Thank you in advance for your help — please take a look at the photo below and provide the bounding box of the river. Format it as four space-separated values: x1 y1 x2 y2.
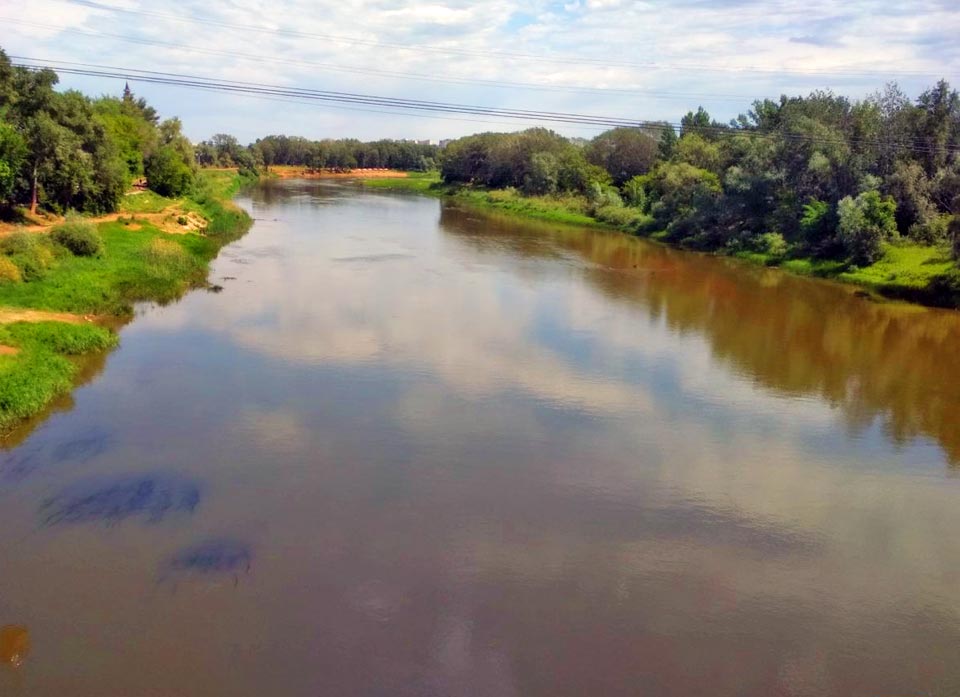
2 179 960 696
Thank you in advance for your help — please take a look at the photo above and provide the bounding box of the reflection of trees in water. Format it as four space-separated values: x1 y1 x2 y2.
40 473 201 526
440 205 960 465
159 539 252 587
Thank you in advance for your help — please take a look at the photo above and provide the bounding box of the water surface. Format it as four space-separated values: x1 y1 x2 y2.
2 179 960 696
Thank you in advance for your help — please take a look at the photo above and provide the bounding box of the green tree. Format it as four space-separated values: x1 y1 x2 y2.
586 127 659 185
523 152 559 195
837 190 897 265
145 145 194 197
0 121 26 202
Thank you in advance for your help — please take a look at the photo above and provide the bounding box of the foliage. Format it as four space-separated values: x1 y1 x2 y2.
837 190 898 265
1 231 57 280
755 232 789 258
622 176 648 210
0 256 21 284
0 321 117 431
585 127 659 185
951 217 960 260
145 144 195 197
51 216 104 257
246 134 436 172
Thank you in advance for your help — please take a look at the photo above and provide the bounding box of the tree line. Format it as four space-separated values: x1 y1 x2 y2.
440 84 960 265
243 134 438 172
0 49 200 215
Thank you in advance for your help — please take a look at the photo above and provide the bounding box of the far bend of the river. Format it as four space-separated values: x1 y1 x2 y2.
3 179 960 697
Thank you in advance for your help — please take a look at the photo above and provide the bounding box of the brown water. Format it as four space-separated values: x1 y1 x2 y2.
2 179 960 696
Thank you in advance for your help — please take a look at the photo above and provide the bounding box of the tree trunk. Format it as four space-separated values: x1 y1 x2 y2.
29 164 38 215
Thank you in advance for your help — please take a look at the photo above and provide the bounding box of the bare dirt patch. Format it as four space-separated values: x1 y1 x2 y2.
0 308 100 325
270 166 409 180
0 345 20 356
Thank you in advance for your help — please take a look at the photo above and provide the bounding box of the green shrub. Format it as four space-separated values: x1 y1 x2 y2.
594 205 650 231
755 232 789 259
909 215 950 244
51 216 104 257
0 231 37 256
837 191 897 265
141 237 195 278
1 232 57 281
0 256 22 284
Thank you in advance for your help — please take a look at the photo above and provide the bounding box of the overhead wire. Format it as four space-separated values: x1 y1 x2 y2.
0 18 765 103
12 58 959 156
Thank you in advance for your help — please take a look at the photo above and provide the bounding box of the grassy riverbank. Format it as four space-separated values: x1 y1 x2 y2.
0 169 253 434
366 172 960 309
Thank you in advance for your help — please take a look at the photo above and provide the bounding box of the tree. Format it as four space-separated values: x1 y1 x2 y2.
523 152 558 195
674 133 722 172
145 145 194 197
837 190 897 265
950 217 960 260
0 121 26 202
586 127 659 185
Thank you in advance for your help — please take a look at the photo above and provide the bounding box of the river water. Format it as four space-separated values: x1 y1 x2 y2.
2 179 960 696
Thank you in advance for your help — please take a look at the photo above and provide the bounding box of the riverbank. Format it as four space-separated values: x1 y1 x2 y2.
364 173 960 309
0 169 253 436
269 165 411 180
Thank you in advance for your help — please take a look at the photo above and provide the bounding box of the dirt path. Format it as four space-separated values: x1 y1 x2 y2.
0 195 205 237
0 308 99 325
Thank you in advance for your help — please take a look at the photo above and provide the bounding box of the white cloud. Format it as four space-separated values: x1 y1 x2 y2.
2 0 957 140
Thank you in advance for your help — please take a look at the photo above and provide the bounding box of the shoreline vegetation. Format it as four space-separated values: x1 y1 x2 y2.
364 171 960 310
0 169 253 437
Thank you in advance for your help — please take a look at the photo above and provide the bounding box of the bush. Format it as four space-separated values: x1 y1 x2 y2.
0 231 37 256
755 232 789 258
51 217 104 257
837 191 897 266
587 182 623 211
142 237 194 278
593 205 651 231
908 215 949 244
0 256 22 284
145 145 195 197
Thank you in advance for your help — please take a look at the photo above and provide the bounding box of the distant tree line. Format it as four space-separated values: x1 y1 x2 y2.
440 83 960 265
237 134 439 172
0 49 198 214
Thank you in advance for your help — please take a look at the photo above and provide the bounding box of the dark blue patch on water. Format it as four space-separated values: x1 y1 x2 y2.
39 473 201 526
164 539 252 575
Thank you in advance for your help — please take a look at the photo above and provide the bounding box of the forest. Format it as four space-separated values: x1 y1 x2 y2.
439 85 960 277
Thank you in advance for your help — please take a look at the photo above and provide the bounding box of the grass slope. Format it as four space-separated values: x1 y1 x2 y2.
0 169 253 434
0 322 117 430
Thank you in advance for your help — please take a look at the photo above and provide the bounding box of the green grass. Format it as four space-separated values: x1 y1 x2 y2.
0 169 253 433
118 189 174 214
454 188 605 228
0 221 220 314
838 242 955 289
0 321 117 431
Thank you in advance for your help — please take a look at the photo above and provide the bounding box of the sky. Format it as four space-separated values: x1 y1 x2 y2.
2 0 960 144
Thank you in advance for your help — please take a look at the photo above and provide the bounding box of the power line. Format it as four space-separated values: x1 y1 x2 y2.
60 0 957 80
12 58 959 155
0 18 764 103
